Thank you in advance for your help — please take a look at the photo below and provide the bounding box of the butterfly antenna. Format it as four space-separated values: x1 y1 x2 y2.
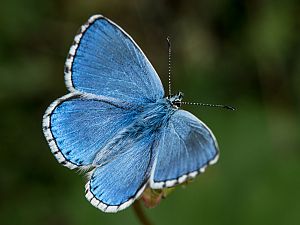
167 36 172 96
181 102 236 111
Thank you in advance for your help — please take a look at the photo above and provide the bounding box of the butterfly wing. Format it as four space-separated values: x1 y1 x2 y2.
85 131 156 213
42 93 139 169
150 110 219 188
65 15 164 104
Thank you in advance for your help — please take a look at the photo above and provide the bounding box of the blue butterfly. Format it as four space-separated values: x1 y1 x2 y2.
42 15 219 213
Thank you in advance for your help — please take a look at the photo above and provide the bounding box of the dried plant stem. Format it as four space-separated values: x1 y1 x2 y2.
132 200 154 225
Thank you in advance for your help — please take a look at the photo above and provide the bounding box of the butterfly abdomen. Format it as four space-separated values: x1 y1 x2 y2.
93 100 173 165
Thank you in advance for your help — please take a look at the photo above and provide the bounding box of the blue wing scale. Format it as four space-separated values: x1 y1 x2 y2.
42 93 138 169
64 15 164 105
150 110 219 189
85 131 156 212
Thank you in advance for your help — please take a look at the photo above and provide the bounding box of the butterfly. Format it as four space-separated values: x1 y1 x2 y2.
42 15 220 213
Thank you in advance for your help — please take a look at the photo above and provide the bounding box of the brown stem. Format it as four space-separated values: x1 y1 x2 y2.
132 200 154 225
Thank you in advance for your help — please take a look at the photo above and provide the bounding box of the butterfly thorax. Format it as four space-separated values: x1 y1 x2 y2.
125 92 185 135
136 99 176 131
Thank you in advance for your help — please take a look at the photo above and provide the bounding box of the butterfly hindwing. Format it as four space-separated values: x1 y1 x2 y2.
85 130 156 212
65 15 164 104
150 110 219 188
42 93 139 169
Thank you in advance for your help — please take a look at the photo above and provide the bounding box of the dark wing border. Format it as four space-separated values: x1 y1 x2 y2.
42 93 81 170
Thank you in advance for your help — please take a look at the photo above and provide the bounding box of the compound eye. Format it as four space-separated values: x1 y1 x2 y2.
177 91 184 99
173 100 182 108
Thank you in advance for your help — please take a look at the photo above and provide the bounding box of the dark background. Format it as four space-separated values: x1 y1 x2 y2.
1 0 300 225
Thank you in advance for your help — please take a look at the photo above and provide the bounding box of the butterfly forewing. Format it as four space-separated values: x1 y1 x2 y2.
65 15 164 105
43 93 139 169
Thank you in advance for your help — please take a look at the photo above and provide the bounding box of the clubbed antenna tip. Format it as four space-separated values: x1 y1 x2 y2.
223 105 236 111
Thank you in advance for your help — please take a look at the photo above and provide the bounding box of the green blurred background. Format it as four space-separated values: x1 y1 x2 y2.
1 0 300 225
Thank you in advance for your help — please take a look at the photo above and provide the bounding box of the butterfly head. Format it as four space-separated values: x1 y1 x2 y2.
168 91 184 109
